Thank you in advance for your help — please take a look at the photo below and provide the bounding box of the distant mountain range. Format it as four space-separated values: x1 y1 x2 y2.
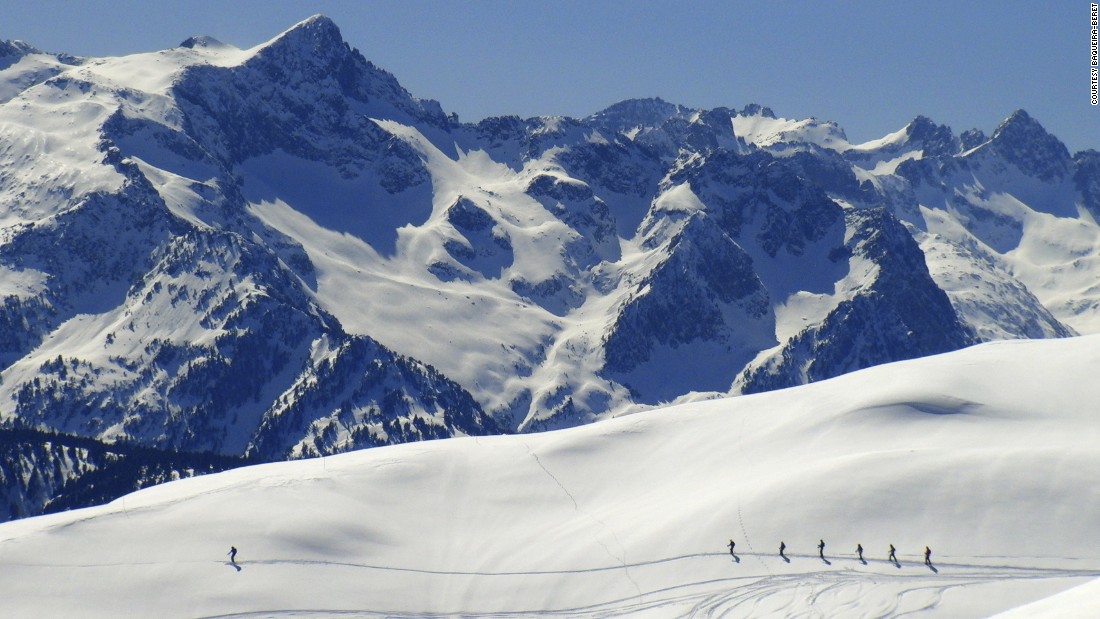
0 15 1096 519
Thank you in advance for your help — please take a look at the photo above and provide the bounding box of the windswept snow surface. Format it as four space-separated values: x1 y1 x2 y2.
3 335 1100 617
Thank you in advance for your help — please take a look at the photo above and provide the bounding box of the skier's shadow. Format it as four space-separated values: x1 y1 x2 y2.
821 558 832 566
781 555 791 563
859 559 868 566
227 561 242 572
927 563 939 573
731 554 741 563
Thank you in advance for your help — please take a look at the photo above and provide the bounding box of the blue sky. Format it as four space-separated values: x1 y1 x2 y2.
3 0 1098 152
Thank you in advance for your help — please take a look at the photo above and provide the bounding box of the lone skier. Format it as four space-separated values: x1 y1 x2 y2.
924 546 932 566
728 539 736 557
818 539 825 561
888 544 897 564
228 546 238 564
779 541 787 561
857 543 864 563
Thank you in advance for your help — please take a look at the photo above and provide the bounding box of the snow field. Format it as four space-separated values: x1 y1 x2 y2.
3 335 1100 617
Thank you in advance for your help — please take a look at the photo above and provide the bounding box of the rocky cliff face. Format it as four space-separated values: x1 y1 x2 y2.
736 208 973 394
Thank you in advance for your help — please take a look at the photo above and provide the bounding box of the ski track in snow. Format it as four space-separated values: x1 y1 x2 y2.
152 553 1100 619
7 550 1092 618
523 441 645 599
734 414 771 577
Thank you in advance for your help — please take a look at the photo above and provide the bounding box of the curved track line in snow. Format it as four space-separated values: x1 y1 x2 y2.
524 441 644 598
228 551 724 577
9 553 1100 618
191 563 1096 619
5 552 1098 579
734 413 771 576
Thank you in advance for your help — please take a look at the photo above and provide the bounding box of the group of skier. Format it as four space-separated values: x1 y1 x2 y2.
228 539 934 572
727 539 933 567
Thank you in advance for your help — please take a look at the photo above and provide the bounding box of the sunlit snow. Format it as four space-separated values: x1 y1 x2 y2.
3 336 1100 617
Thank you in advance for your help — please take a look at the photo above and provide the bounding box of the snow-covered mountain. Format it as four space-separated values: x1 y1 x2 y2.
2 15 1099 518
4 334 1100 617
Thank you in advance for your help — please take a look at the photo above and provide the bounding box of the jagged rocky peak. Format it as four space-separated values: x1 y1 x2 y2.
905 115 959 157
0 40 41 58
265 14 346 57
739 103 776 118
587 97 695 134
692 106 737 128
246 14 366 80
0 40 43 71
252 13 445 120
475 114 527 142
984 109 1072 181
168 13 449 165
959 128 988 151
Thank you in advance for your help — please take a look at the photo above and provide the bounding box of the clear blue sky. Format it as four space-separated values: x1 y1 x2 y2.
4 0 1098 153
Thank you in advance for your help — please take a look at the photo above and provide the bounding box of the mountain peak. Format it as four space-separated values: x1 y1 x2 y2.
178 35 232 50
905 115 958 156
906 115 936 131
991 109 1048 139
0 39 40 58
0 39 43 72
739 103 776 118
1001 108 1033 125
959 128 988 151
258 14 348 63
284 14 341 37
986 109 1071 181
171 13 450 155
588 97 694 132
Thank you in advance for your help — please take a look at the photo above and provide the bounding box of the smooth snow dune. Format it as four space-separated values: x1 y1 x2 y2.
3 335 1100 617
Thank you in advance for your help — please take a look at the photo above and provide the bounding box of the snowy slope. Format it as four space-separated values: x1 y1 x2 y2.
4 13 1100 523
2 334 1100 617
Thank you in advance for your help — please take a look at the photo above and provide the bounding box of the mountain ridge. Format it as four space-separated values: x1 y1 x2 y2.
1 15 1098 519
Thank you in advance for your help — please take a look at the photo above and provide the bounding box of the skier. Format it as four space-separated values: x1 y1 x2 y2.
228 546 238 564
924 546 932 565
818 539 825 561
727 539 736 557
888 544 897 564
779 541 787 560
857 543 864 563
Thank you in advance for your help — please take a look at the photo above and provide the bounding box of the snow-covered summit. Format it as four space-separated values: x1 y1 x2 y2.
903 115 959 157
252 14 349 69
732 108 849 151
0 39 41 60
981 108 1074 181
